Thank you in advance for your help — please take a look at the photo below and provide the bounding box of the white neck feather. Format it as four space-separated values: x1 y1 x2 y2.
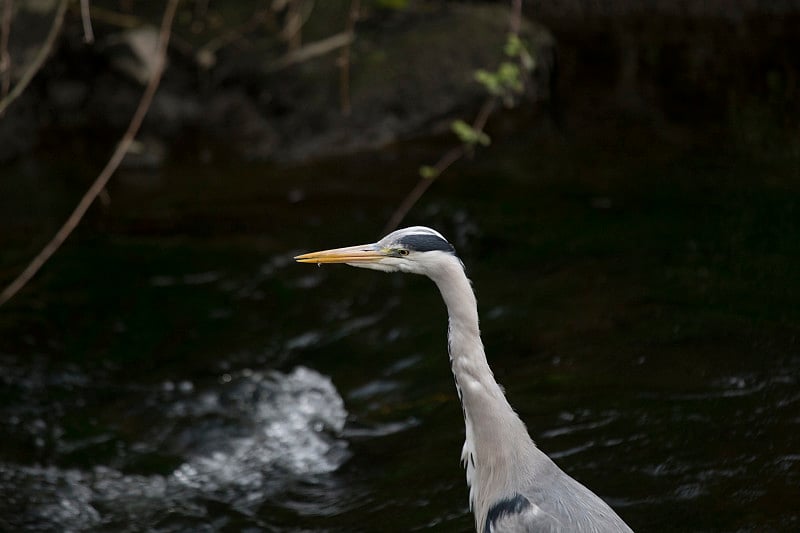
428 258 540 531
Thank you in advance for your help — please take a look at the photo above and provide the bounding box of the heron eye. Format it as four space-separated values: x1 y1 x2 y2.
398 249 410 256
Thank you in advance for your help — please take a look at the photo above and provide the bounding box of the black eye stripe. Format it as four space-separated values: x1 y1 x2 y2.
397 234 455 254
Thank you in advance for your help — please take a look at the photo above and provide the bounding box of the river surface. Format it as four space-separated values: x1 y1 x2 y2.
1 115 799 532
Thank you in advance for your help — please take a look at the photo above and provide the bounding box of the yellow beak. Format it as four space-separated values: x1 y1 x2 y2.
294 244 386 264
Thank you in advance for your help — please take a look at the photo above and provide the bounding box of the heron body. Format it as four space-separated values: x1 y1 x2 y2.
296 226 633 533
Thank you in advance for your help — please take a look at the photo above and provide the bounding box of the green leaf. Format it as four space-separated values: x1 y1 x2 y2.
505 34 537 73
504 34 523 57
450 120 490 147
419 165 439 179
497 62 523 93
521 51 537 72
474 69 502 95
451 119 476 144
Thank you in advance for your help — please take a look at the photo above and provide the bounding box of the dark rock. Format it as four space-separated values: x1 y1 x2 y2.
1 3 553 164
260 4 555 161
0 99 38 162
204 90 280 160
47 80 89 111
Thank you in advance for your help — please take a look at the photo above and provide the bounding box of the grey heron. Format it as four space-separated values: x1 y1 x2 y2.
295 226 634 533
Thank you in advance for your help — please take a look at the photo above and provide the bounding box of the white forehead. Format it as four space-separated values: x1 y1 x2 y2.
381 226 448 243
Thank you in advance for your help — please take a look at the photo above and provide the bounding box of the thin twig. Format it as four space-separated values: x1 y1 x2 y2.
338 0 360 116
196 7 272 62
0 0 67 117
79 5 141 29
472 97 496 135
284 0 301 51
266 31 352 72
80 0 94 44
510 0 522 35
383 97 497 234
382 0 526 233
382 146 465 235
0 0 181 307
281 0 314 52
0 0 12 98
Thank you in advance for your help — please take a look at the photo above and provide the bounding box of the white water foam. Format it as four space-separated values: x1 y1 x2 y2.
0 366 349 531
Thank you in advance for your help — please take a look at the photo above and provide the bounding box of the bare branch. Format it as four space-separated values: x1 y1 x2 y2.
338 0 360 116
0 0 181 307
196 7 273 66
80 5 141 29
80 0 95 44
0 0 12 98
284 0 302 51
472 97 496 134
382 0 528 233
383 96 497 234
266 31 353 72
510 0 522 36
0 0 67 117
382 146 466 235
280 0 315 52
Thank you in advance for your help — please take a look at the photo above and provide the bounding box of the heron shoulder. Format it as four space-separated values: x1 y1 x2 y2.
481 458 633 533
506 471 634 533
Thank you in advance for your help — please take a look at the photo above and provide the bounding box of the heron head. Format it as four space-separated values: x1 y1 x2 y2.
295 226 458 276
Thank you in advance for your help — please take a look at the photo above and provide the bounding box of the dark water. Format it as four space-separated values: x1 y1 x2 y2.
1 116 799 532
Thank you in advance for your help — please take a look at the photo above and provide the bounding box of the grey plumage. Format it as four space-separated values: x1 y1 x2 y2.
484 454 632 532
296 226 633 533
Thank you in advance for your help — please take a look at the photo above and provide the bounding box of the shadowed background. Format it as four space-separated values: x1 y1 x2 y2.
1 1 798 531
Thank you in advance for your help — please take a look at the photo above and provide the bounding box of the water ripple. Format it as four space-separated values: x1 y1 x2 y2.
0 366 349 532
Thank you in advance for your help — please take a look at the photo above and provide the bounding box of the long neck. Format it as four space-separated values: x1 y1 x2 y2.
430 259 538 529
